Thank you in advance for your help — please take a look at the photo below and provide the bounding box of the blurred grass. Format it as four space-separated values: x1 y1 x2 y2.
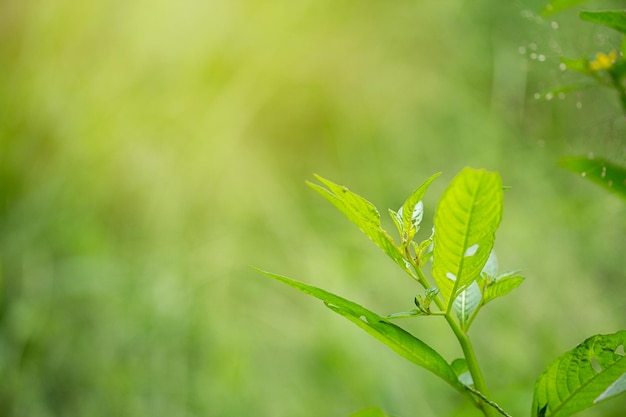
1 0 626 416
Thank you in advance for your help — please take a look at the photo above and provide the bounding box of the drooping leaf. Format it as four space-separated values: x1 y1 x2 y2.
307 175 411 274
482 273 525 305
540 0 593 17
560 157 626 200
400 173 441 240
532 330 626 417
349 407 392 417
580 10 626 35
432 168 503 308
256 268 467 394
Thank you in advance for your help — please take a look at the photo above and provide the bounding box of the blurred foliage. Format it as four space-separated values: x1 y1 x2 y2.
0 0 625 417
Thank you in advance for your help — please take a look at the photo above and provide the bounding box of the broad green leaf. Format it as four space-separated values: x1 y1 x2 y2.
256 268 467 394
540 0 592 17
400 173 441 240
560 157 626 200
580 10 626 35
349 407 392 417
532 330 626 417
482 274 525 305
432 168 503 308
307 175 411 274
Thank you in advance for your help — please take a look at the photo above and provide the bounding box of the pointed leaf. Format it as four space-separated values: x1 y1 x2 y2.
432 168 503 307
482 274 525 305
453 281 482 329
401 173 441 238
307 176 411 274
560 157 626 200
349 407 392 417
540 0 593 16
388 208 404 236
256 268 466 394
580 10 626 35
532 330 626 417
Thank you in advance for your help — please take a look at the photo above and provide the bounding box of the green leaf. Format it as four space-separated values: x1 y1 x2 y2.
399 173 441 241
580 10 626 35
560 57 591 74
307 175 411 274
432 168 503 308
349 407 392 417
451 358 474 386
453 281 482 329
560 157 626 200
482 273 525 305
540 0 592 17
255 268 467 394
532 330 626 417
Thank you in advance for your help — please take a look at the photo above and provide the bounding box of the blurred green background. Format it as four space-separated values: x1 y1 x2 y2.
1 0 626 416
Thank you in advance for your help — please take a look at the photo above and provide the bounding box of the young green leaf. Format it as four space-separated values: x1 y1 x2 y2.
560 157 626 200
453 281 482 329
432 168 503 308
307 175 411 274
349 407 392 417
451 358 474 386
482 273 525 306
580 10 626 35
255 268 467 395
540 0 592 17
399 173 441 241
532 330 626 417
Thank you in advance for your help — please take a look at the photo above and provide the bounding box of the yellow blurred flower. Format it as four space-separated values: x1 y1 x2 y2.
589 51 618 71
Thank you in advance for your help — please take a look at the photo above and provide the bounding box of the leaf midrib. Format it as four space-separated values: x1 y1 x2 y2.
446 178 483 313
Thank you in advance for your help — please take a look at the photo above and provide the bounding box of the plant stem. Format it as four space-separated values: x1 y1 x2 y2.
445 314 498 417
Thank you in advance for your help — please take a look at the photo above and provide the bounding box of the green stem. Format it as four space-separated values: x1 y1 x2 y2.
446 314 498 417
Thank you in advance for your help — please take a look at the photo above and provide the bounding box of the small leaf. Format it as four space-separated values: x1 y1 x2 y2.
256 268 467 394
349 407 392 417
432 168 503 308
451 358 474 386
532 330 626 417
481 250 498 278
307 175 411 274
387 309 425 319
453 281 482 329
388 208 404 237
400 173 440 240
540 0 593 17
482 274 525 305
580 10 626 35
560 57 590 74
560 157 626 200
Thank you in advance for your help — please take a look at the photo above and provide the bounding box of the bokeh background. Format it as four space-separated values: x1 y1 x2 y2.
1 0 626 416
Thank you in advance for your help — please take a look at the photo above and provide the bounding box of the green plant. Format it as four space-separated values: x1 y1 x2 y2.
540 1 626 112
255 167 626 417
